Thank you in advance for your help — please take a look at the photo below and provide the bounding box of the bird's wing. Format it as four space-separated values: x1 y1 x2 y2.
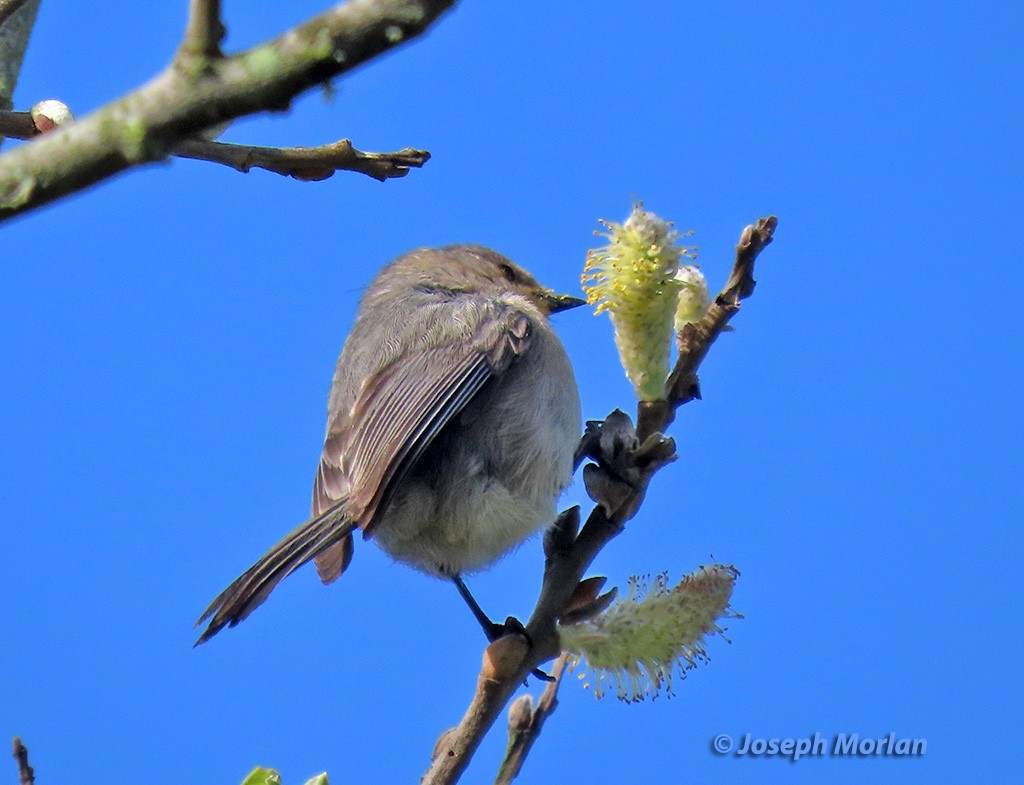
311 427 356 584
317 303 533 540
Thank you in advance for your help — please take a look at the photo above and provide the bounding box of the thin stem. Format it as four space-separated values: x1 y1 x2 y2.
0 106 33 137
181 0 224 58
11 737 34 785
171 136 429 182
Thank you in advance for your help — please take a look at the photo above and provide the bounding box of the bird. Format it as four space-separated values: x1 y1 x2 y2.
195 244 584 645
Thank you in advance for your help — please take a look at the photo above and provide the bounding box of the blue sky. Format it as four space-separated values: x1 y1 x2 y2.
2 2 1021 783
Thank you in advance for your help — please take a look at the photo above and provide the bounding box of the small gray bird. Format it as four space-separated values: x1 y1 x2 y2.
196 245 583 644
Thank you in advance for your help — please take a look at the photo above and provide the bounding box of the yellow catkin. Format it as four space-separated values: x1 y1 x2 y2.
560 565 738 701
582 203 697 400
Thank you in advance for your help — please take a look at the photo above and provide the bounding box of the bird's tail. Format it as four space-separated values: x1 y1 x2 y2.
194 503 356 645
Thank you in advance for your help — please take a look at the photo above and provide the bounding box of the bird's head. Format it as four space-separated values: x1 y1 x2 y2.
393 244 586 315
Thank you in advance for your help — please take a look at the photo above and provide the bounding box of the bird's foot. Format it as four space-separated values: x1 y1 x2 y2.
484 615 525 643
485 616 553 682
453 576 552 681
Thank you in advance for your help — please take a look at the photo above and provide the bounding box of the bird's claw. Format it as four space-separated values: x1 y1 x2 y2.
485 617 552 683
528 667 555 683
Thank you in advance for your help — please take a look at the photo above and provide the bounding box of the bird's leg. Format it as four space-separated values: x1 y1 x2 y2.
452 574 507 641
451 575 554 682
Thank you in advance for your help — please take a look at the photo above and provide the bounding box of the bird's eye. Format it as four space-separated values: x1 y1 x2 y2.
499 263 518 282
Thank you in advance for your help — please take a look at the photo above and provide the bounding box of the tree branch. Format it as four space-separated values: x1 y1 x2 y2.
181 0 225 59
171 136 430 181
0 0 457 222
422 216 777 785
11 737 34 785
0 103 425 181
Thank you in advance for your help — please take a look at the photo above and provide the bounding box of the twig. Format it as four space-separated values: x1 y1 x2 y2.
422 217 777 785
640 215 777 439
181 0 225 58
11 737 34 785
493 653 570 784
172 137 430 182
0 0 457 221
0 106 32 137
0 103 426 181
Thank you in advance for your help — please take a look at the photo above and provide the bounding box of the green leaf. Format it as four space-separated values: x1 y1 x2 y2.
240 766 282 785
301 774 329 785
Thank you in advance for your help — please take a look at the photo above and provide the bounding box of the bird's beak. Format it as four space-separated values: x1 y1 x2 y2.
542 291 588 314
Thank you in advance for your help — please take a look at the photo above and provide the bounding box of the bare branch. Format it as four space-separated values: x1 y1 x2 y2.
0 106 32 137
422 217 777 784
171 136 430 182
1 102 424 181
11 737 34 785
181 0 225 58
0 0 457 221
